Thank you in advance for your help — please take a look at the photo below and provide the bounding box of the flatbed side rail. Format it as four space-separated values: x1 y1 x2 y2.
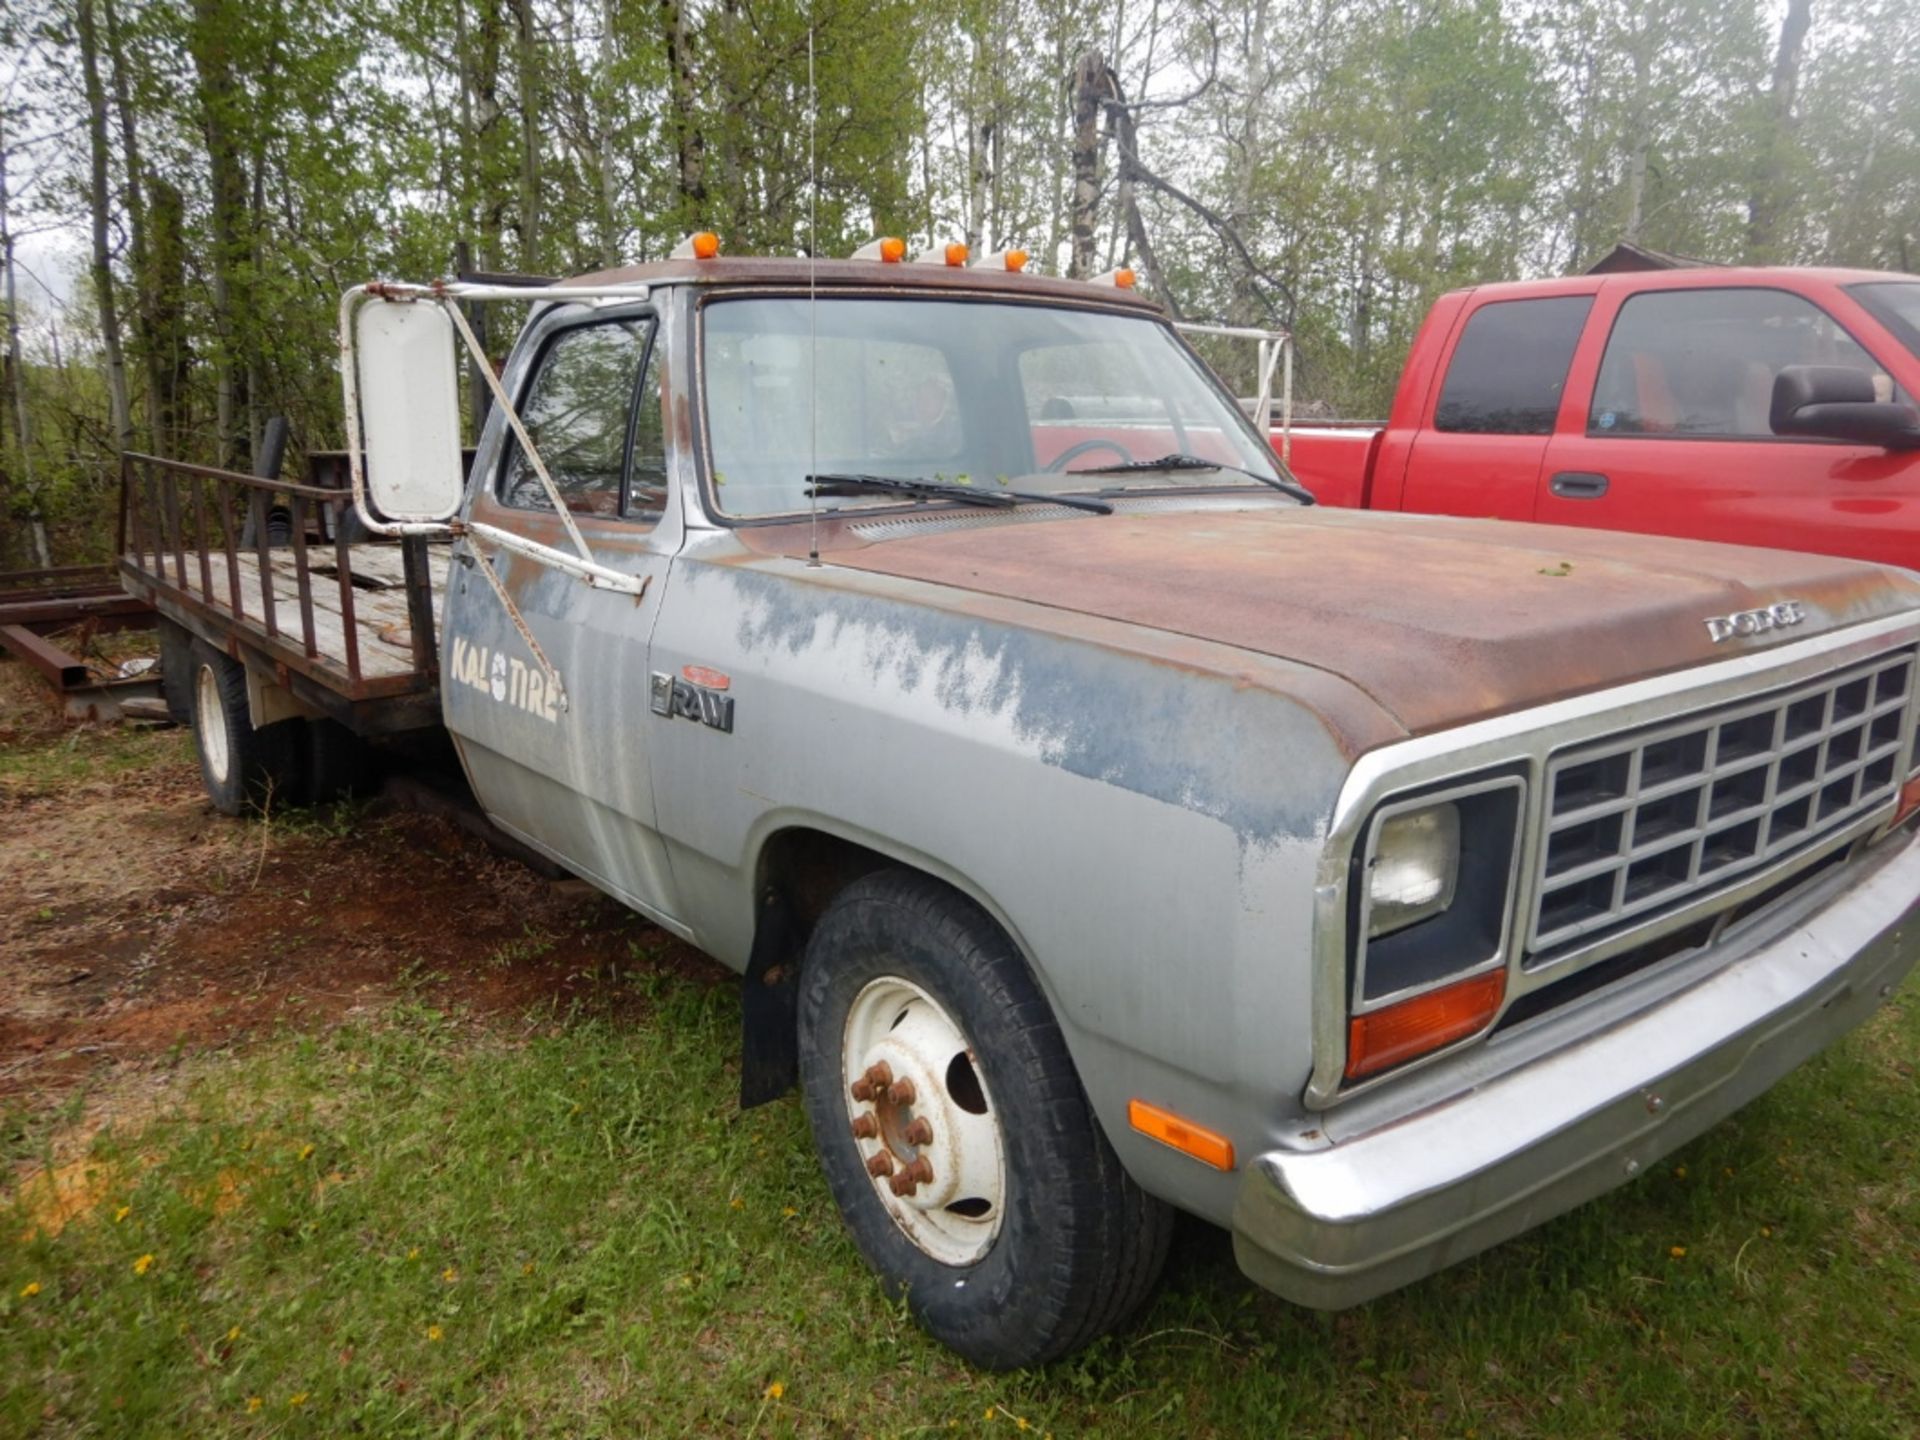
119 451 439 700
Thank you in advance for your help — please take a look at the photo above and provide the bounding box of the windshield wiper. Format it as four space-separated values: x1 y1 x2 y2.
807 473 1113 515
1065 452 1316 505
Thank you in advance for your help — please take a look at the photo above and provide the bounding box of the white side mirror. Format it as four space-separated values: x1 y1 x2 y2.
355 300 465 522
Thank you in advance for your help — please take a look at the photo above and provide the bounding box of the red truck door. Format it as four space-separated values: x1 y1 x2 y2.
1535 282 1920 567
1395 291 1595 519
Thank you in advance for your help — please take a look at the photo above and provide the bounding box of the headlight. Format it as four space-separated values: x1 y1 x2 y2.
1351 776 1524 1015
1367 804 1460 937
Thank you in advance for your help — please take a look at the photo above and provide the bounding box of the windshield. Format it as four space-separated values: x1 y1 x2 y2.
1849 281 1920 364
700 296 1286 517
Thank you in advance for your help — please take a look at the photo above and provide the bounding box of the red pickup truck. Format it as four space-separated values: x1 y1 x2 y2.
1283 268 1920 568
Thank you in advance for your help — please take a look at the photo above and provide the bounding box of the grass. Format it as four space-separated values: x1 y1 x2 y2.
3 971 1918 1438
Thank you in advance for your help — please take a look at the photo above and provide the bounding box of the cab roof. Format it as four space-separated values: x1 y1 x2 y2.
559 255 1168 312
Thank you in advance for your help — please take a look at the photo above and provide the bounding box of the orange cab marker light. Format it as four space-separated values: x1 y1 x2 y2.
1092 267 1136 289
1128 1099 1235 1171
852 236 907 263
973 248 1029 274
672 231 721 260
1894 774 1920 827
1345 969 1505 1081
944 242 969 267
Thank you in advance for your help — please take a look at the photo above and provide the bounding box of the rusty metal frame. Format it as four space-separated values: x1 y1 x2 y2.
117 451 440 706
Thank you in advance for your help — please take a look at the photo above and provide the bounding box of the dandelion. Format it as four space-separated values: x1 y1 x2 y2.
1669 1245 1687 1259
1017 1420 1030 1432
289 1392 309 1408
521 1262 535 1276
442 1267 458 1284
984 1408 995 1421
406 1247 420 1261
781 1206 798 1218
133 1253 156 1276
246 1397 263 1414
1762 1226 1773 1238
19 1281 41 1299
764 1381 784 1399
298 1144 315 1161
1672 1165 1688 1180
730 1196 745 1211
427 1324 444 1342
113 1206 131 1223
226 1326 241 1343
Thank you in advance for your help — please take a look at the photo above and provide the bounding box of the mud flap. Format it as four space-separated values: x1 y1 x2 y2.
739 889 800 1109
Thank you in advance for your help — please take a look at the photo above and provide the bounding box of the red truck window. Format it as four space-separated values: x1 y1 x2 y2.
1588 288 1901 440
1433 296 1591 435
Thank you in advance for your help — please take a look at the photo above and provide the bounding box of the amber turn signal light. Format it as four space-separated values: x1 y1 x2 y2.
1128 1098 1235 1171
1345 969 1506 1081
670 231 720 260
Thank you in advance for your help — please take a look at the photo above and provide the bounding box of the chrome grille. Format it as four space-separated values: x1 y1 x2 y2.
1529 647 1915 958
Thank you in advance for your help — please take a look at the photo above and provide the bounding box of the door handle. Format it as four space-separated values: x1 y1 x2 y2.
1550 471 1609 500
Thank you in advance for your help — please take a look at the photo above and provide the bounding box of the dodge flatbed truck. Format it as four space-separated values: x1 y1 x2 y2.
119 238 1920 1369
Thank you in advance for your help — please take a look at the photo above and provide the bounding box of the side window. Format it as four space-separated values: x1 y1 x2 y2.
1434 296 1592 435
500 318 653 517
1589 288 1901 439
627 341 667 518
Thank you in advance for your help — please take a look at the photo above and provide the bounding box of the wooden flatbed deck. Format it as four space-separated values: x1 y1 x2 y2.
119 452 450 734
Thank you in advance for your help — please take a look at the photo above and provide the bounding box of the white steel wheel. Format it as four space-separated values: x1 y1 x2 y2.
842 976 1006 1266
194 662 232 785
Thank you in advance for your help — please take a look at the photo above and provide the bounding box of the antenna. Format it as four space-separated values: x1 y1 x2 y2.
805 16 822 568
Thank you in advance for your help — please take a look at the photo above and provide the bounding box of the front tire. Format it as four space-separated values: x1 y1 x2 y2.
797 870 1171 1369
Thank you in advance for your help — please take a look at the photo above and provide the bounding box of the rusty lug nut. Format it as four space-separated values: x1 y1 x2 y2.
865 1061 893 1089
850 1078 874 1103
865 1151 895 1178
903 1156 934 1187
902 1117 934 1147
888 1077 917 1106
889 1170 914 1196
850 1113 878 1140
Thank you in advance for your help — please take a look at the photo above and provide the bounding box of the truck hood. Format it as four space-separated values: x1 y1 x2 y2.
827 503 1920 735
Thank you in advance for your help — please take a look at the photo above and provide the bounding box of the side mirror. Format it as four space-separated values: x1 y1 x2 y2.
354 299 466 522
1770 364 1920 449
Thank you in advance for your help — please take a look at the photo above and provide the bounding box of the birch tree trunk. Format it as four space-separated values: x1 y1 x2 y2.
1745 0 1813 262
78 0 134 454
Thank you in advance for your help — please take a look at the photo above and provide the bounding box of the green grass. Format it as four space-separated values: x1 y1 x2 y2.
4 970 1918 1438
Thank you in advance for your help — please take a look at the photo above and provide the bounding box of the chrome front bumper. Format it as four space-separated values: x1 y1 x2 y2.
1233 827 1920 1310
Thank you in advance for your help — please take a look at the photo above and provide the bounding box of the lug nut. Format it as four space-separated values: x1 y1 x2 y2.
904 1156 934 1187
851 1113 878 1140
865 1061 893 1089
889 1170 915 1196
866 1151 894 1178
850 1078 874 1103
903 1117 933 1147
888 1077 917 1106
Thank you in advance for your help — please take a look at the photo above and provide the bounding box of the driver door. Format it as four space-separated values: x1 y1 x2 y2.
444 305 686 927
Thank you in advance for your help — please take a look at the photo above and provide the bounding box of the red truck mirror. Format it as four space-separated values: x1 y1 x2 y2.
350 297 467 524
1770 364 1920 450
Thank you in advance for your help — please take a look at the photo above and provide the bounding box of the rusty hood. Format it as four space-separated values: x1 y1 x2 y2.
822 503 1920 735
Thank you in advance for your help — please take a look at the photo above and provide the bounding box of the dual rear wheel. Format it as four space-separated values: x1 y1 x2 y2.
187 639 369 815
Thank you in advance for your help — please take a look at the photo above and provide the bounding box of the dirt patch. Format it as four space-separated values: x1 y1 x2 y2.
0 659 728 1134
